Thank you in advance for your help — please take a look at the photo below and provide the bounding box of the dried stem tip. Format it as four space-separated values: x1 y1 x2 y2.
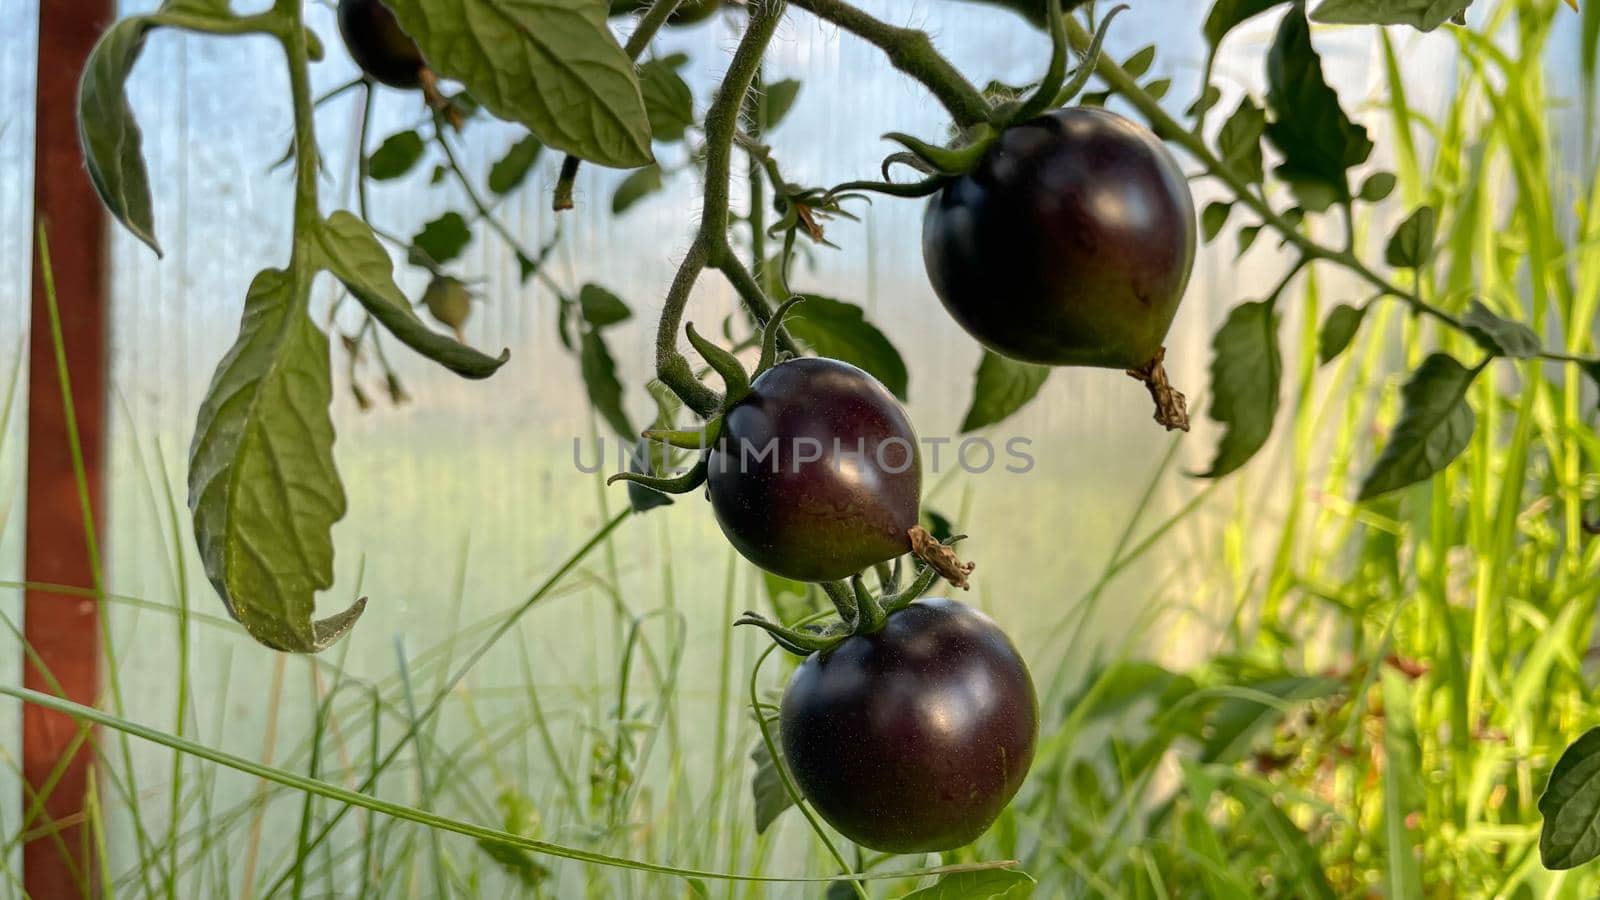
418 68 464 132
908 526 974 591
1126 347 1190 433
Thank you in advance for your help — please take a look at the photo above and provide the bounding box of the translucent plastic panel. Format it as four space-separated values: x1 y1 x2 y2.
8 0 1532 895
0 0 37 887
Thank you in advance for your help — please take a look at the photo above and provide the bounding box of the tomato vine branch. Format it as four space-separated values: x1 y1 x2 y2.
1056 15 1598 370
786 0 991 129
653 0 788 418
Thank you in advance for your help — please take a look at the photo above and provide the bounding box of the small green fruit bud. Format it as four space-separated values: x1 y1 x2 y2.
423 276 473 339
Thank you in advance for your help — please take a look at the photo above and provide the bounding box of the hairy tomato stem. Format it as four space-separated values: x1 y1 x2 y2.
654 0 788 417
787 0 990 128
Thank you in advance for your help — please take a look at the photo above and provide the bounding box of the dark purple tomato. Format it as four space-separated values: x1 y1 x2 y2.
338 0 426 90
706 357 920 583
922 106 1196 369
610 0 721 25
780 598 1038 853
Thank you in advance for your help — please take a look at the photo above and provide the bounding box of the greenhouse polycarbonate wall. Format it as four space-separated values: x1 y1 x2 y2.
5 0 1600 896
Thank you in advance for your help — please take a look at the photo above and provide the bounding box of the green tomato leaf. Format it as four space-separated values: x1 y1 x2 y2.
638 56 695 143
1200 300 1282 479
1122 45 1156 78
578 283 632 328
1359 171 1398 202
1462 300 1540 358
612 164 664 215
1311 0 1473 31
1384 205 1437 268
1358 353 1479 499
1204 0 1292 46
1143 78 1173 101
1540 726 1600 869
411 212 473 266
763 78 802 130
367 131 426 181
316 212 508 378
899 869 1037 900
1318 303 1367 364
1237 224 1263 258
78 16 162 256
488 132 544 195
921 507 957 543
785 296 909 401
189 267 363 653
1583 361 1600 411
383 0 653 168
1217 99 1266 184
579 328 633 439
1265 3 1374 207
960 351 1050 433
1201 201 1232 243
1188 85 1224 118
750 736 795 835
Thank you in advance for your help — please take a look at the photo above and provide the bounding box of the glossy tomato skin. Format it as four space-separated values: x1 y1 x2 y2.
780 599 1038 853
338 0 426 90
922 106 1196 369
706 358 920 583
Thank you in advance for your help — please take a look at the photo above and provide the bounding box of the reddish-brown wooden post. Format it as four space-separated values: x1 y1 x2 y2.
24 0 114 895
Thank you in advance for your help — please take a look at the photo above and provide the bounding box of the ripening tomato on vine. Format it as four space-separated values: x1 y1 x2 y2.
70 0 1600 886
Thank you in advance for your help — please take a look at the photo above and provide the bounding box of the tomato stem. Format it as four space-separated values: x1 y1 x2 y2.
908 526 975 591
652 0 787 418
787 0 991 128
852 575 887 633
1125 348 1190 433
820 580 860 629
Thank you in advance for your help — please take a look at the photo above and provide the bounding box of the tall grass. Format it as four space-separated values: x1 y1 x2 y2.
4 0 1599 897
1000 2 1600 896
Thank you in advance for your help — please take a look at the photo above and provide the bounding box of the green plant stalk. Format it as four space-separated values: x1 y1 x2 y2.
747 644 869 900
35 224 167 894
157 439 191 900
787 0 990 128
258 510 633 896
392 641 453 899
653 0 787 416
1 686 1026 886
